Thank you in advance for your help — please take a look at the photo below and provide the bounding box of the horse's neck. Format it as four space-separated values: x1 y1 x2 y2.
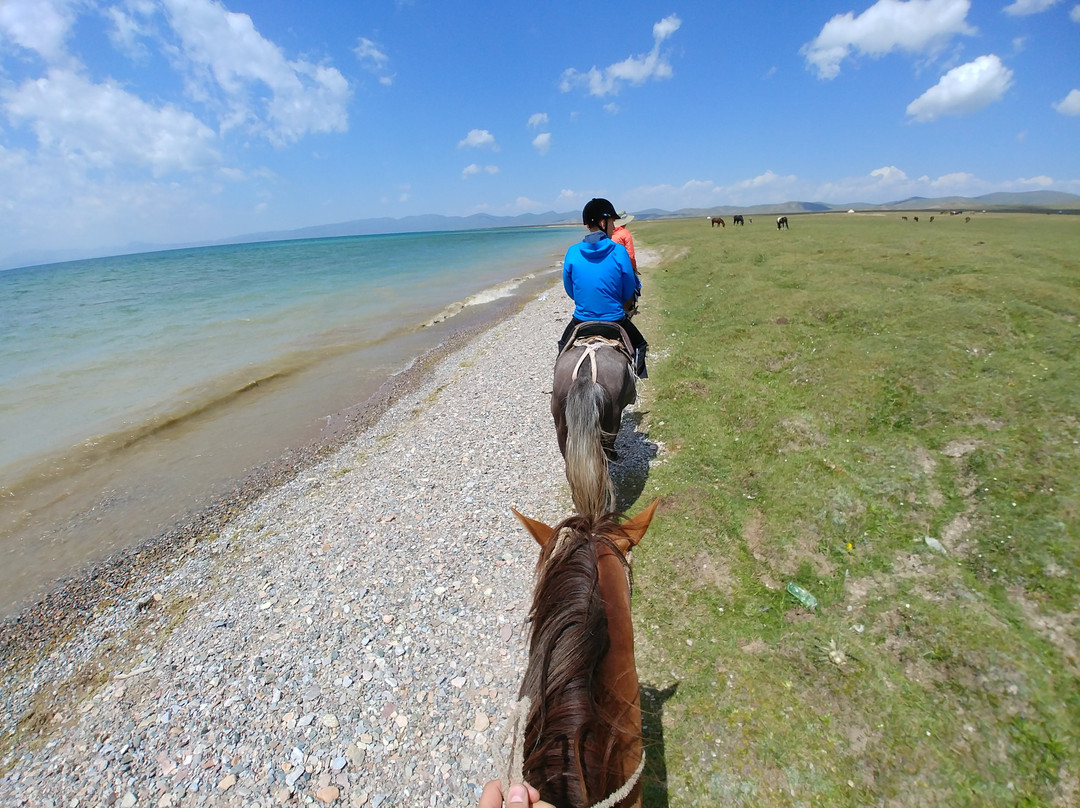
596 550 642 734
596 549 643 808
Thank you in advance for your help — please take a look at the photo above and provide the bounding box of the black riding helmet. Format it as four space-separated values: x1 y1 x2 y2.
582 197 620 228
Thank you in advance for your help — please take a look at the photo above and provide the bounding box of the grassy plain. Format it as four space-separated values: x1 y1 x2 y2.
625 212 1079 807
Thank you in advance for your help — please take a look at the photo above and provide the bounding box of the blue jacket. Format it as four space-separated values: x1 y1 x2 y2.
562 233 640 321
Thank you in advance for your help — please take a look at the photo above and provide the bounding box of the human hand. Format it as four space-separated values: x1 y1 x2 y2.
477 780 553 808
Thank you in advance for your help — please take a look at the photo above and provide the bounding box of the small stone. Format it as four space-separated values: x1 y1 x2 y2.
331 756 348 772
316 785 340 804
321 714 340 728
473 713 490 732
120 795 137 808
924 536 947 555
274 787 294 804
217 774 237 791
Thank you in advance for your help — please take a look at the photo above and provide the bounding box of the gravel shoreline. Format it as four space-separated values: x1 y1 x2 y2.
0 281 634 807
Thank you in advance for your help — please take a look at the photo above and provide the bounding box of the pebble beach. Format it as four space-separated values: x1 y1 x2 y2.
0 271 659 808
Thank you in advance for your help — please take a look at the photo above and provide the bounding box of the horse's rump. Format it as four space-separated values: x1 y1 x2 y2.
552 337 636 516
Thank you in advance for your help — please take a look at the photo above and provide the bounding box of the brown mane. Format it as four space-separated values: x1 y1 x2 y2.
517 512 638 807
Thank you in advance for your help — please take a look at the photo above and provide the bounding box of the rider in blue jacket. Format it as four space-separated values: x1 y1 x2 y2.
559 198 648 377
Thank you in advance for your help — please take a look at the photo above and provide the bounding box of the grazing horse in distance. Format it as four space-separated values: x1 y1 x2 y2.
732 215 744 226
511 500 659 808
776 216 789 230
710 217 725 228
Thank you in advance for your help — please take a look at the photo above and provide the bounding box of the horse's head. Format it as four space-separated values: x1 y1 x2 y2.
511 498 658 557
510 499 660 807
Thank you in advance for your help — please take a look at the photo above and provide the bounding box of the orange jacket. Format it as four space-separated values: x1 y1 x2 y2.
612 226 637 272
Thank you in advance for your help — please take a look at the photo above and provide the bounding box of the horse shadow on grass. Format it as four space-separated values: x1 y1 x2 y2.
639 682 678 807
611 408 658 513
611 410 670 805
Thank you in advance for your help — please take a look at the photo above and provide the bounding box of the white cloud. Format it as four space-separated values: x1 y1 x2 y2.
930 171 977 188
1004 0 1061 15
2 68 221 174
1072 4 1080 21
802 0 975 80
617 173 800 211
161 0 350 144
528 112 548 129
458 129 497 149
104 6 156 60
556 189 583 207
870 165 910 183
461 163 498 178
532 133 551 155
1015 174 1054 187
1052 88 1080 115
355 37 394 86
560 14 681 97
726 170 799 196
906 54 1013 122
0 0 78 65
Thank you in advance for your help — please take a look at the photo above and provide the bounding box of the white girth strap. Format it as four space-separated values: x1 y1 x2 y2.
572 341 601 383
495 697 645 808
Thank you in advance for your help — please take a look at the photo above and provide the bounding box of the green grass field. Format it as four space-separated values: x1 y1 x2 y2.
625 212 1079 806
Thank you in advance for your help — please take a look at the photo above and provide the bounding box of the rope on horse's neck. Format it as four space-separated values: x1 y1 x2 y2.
495 697 645 808
591 750 645 808
496 696 530 794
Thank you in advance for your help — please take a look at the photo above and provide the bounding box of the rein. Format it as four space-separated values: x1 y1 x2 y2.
496 696 645 808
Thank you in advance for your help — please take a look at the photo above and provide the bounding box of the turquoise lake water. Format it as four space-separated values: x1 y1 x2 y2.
0 227 574 616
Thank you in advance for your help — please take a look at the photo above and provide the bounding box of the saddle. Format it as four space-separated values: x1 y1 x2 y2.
560 321 635 365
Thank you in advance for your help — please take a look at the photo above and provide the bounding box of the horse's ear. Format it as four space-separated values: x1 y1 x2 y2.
511 508 556 548
619 498 660 547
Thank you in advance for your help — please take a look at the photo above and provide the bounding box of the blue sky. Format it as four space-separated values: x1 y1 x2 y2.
1 0 1078 263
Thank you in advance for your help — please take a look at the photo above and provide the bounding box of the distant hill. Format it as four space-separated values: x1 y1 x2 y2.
231 211 579 244
5 191 1078 270
675 190 1080 219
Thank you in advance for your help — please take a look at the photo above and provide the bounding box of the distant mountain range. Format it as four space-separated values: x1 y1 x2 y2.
5 190 1079 271
645 190 1080 219
218 190 1080 242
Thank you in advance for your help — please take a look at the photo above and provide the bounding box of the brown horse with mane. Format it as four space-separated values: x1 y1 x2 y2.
511 500 659 808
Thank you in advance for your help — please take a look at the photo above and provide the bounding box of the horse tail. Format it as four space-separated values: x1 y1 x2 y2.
564 375 615 517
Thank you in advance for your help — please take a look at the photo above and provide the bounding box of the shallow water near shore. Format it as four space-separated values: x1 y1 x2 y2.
0 227 573 618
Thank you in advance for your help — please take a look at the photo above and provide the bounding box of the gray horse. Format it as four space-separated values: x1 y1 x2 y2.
551 324 637 517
